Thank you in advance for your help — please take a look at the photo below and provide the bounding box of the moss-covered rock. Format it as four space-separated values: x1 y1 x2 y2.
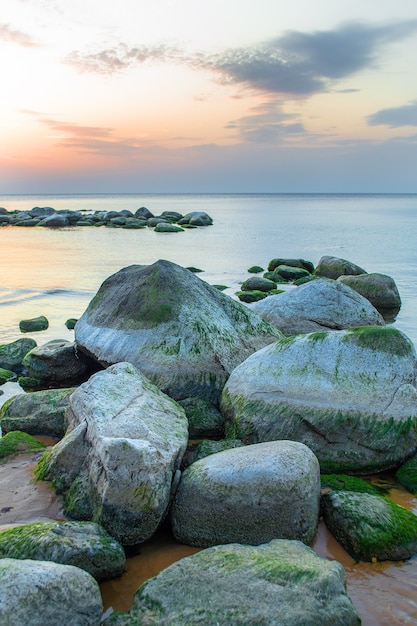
0 430 45 460
314 255 366 279
22 339 90 385
182 438 245 468
178 397 225 439
396 454 417 494
240 276 277 292
321 474 384 496
247 265 264 273
338 273 401 319
154 222 184 232
0 521 125 581
19 315 49 333
274 264 311 281
65 318 78 330
0 338 37 373
105 540 360 626
268 257 314 273
321 490 417 561
236 289 267 303
0 368 16 385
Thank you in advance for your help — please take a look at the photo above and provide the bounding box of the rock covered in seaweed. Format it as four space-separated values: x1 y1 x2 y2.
337 273 401 319
314 255 366 279
221 326 417 474
75 259 282 404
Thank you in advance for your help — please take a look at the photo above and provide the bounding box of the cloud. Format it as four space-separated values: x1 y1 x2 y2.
0 23 39 47
65 20 417 98
368 100 417 127
226 100 307 143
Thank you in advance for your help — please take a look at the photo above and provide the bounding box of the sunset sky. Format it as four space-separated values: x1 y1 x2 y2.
1 0 417 193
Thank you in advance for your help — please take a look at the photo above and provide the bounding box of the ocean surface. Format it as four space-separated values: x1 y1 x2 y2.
1 192 417 624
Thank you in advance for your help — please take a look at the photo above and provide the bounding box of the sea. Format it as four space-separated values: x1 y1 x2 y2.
1 192 417 624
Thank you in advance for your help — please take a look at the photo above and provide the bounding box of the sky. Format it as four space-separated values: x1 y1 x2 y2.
1 0 417 193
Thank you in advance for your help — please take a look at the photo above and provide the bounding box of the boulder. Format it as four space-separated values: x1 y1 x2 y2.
274 264 311 281
321 490 417 561
134 206 154 219
29 206 56 218
0 558 103 626
221 326 417 474
250 278 385 335
0 521 125 581
22 339 90 384
179 211 213 226
337 273 401 318
37 214 70 228
19 316 49 333
268 257 315 273
171 441 320 547
0 388 75 438
0 368 15 385
36 362 188 544
240 276 277 292
314 255 366 279
74 260 282 404
105 540 360 626
154 222 184 232
236 289 268 303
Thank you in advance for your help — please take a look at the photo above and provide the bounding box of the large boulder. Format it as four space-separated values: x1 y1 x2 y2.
74 260 282 404
0 521 125 581
0 558 103 626
250 278 384 335
171 441 320 547
321 490 417 562
337 273 401 318
0 388 74 438
105 540 360 626
221 326 417 474
36 362 188 544
314 256 366 279
22 339 90 385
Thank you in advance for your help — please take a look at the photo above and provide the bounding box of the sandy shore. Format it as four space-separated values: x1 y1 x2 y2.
0 451 65 531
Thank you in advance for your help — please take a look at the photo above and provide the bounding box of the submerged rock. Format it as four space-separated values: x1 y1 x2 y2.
0 521 125 581
105 540 360 626
171 441 320 547
221 326 417 474
36 362 188 545
19 315 49 333
250 278 384 335
75 260 281 404
396 454 417 495
0 558 103 626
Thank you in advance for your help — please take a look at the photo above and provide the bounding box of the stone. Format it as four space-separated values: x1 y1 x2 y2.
154 222 184 232
0 558 103 626
171 440 320 547
178 397 225 439
395 454 417 495
179 211 213 226
105 540 360 626
22 339 90 384
182 438 244 468
36 362 189 544
0 521 125 581
37 214 70 228
247 265 264 273
221 326 417 474
236 289 268 303
19 316 49 333
268 257 315 273
0 368 16 385
29 206 56 218
321 490 417 561
314 255 367 279
74 260 281 404
240 276 277 292
337 273 401 317
65 318 78 330
134 206 154 219
0 388 74 438
0 431 45 460
274 264 311 281
250 278 385 335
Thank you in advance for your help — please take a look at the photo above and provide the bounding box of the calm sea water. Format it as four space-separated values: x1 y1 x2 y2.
1 192 417 624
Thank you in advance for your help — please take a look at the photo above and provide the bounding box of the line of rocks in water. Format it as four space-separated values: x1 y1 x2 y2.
0 205 213 230
0 253 416 625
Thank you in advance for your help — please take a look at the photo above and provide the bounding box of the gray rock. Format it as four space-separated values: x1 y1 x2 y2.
75 260 282 404
171 440 320 547
221 326 417 474
274 264 311 281
37 362 188 544
0 558 103 626
179 211 213 226
315 255 367 279
22 339 89 384
182 438 244 468
250 278 385 335
0 388 75 438
337 273 401 317
37 214 70 228
240 276 277 292
0 338 37 373
154 222 184 232
321 490 417 561
105 540 360 626
19 315 49 333
268 257 314 273
0 521 125 581
29 206 56 218
178 397 225 439
134 206 154 219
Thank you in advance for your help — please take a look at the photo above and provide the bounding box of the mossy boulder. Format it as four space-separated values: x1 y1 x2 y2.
337 273 401 319
154 222 184 232
171 440 320 547
36 362 188 545
274 264 311 281
22 339 90 385
0 388 75 438
178 397 225 439
65 318 78 330
179 211 213 226
247 265 264 273
0 558 103 625
321 474 384 496
0 338 37 373
396 454 417 494
314 255 366 279
19 315 49 333
240 276 277 292
268 257 314 273
250 278 384 335
75 260 282 404
105 540 360 626
236 289 267 303
221 326 417 474
321 490 417 561
0 431 45 460
0 521 125 581
0 368 16 385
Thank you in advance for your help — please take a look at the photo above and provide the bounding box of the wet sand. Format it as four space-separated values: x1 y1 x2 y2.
2 452 417 625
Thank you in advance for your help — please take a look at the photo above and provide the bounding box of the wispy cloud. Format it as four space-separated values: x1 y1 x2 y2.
65 20 417 98
226 100 307 143
0 23 39 47
368 100 417 127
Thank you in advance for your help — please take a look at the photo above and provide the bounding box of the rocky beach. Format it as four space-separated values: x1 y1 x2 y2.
2 210 417 625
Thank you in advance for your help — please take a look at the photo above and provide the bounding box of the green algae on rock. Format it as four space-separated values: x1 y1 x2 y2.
0 430 45 460
19 315 49 333
396 454 417 495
